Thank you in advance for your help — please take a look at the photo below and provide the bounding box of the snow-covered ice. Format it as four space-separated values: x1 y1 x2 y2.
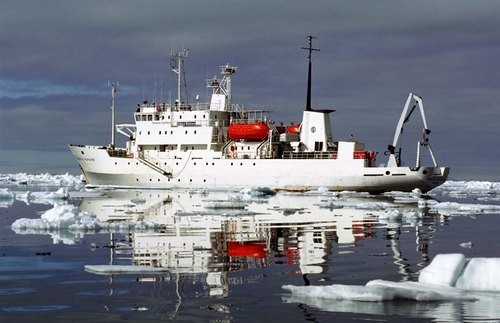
283 253 500 303
0 173 83 187
11 203 160 243
85 265 168 275
418 253 466 286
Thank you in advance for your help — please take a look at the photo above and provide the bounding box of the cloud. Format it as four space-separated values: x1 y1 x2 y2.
1 0 500 179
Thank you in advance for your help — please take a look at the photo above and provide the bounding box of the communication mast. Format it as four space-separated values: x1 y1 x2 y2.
109 81 119 149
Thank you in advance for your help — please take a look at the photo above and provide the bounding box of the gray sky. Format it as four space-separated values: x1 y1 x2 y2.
1 0 499 180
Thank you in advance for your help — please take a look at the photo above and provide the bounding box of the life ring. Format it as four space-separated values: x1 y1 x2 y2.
368 151 375 159
156 105 161 112
129 153 134 158
233 152 237 159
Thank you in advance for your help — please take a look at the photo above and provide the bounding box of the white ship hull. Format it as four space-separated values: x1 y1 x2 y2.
69 145 448 193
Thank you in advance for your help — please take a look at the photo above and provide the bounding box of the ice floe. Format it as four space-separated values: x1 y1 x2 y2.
11 204 160 244
85 265 168 275
427 201 500 215
283 253 500 304
0 173 83 187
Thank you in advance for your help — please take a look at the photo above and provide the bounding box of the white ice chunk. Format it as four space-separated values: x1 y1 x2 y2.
418 253 466 287
455 258 500 291
0 188 15 200
367 280 475 301
283 280 475 302
85 265 168 275
11 203 160 238
282 284 392 301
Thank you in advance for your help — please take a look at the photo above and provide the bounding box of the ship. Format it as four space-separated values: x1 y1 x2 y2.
69 36 449 193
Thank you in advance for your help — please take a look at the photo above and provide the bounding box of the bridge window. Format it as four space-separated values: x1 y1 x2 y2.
148 115 152 121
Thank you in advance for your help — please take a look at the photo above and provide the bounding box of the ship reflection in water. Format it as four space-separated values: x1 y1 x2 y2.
80 188 433 300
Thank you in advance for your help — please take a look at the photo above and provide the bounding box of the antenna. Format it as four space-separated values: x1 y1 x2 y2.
108 81 119 149
301 35 320 111
171 49 189 109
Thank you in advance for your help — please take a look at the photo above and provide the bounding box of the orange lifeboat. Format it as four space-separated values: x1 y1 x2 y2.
287 124 300 134
228 121 269 141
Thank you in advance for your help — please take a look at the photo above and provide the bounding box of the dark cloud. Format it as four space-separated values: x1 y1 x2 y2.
1 0 500 179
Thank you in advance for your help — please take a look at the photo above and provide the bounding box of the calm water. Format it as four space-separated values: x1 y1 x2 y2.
1 179 500 322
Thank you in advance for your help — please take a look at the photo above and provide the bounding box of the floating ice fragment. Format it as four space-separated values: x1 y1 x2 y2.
459 241 473 248
283 253 500 303
85 265 168 274
11 203 161 240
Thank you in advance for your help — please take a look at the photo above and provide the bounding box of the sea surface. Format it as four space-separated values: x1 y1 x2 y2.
1 174 500 322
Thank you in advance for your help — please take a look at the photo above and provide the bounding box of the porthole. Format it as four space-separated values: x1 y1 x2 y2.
231 162 233 166
80 151 84 155
423 170 428 175
385 171 390 175
115 162 117 165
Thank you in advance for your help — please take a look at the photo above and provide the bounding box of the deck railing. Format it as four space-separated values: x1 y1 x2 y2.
282 151 337 159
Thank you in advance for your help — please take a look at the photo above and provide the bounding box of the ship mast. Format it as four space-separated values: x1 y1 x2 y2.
170 49 189 108
109 81 119 149
301 35 320 111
